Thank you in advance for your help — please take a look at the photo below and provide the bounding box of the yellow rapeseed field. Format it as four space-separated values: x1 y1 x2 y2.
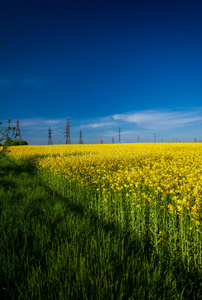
9 143 202 266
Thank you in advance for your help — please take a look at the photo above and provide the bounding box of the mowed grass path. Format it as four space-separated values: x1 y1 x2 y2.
0 156 201 300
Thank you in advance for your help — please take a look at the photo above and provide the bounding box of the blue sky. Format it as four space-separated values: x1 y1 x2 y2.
1 0 202 144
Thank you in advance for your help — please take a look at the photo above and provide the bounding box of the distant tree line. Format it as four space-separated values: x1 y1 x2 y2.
0 139 28 147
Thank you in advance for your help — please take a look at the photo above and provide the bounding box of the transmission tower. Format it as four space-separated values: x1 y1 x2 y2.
138 135 139 143
65 116 71 144
112 137 114 144
48 126 52 145
14 118 22 141
118 127 121 143
78 130 83 144
99 133 103 144
154 133 156 143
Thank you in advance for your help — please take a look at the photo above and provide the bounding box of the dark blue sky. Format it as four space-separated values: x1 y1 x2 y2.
1 0 202 144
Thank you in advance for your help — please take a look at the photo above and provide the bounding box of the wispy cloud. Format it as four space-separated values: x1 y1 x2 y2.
113 108 202 130
3 108 202 133
18 118 65 128
2 107 202 144
82 121 117 128
0 118 66 133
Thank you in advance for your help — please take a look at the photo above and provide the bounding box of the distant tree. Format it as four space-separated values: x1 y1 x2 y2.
0 119 16 158
8 140 28 146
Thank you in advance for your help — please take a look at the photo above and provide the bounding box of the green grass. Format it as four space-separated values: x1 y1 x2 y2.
0 156 201 299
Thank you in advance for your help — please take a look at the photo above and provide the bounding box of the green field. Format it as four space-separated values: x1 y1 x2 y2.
0 156 201 299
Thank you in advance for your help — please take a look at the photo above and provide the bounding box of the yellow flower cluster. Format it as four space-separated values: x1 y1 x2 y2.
9 143 202 221
9 143 202 261
7 143 202 265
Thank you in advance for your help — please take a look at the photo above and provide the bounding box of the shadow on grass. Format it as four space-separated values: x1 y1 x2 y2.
0 156 38 192
0 178 17 189
0 156 37 175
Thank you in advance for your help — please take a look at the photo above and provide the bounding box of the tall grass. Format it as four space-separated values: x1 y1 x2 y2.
29 144 201 271
0 155 202 299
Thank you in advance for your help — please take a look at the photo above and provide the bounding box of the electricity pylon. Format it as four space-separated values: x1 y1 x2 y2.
65 116 71 144
48 126 52 145
78 130 83 144
15 118 22 141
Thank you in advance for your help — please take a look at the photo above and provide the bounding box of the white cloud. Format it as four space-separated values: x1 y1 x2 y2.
17 118 65 128
113 109 202 130
83 121 117 128
3 107 202 144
